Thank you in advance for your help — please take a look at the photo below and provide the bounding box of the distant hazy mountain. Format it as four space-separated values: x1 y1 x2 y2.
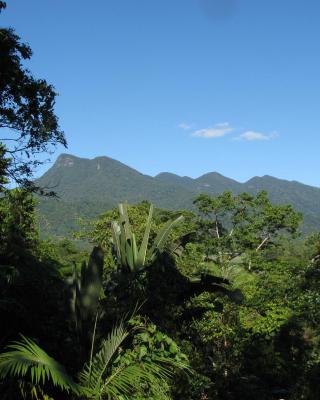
36 154 320 237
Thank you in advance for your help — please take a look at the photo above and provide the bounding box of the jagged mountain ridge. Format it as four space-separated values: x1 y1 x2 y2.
36 153 320 236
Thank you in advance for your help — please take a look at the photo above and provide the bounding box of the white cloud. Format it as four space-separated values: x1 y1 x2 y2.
192 122 233 138
237 131 277 141
178 122 192 130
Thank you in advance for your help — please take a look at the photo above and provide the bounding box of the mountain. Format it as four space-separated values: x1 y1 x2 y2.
37 154 193 207
36 153 320 237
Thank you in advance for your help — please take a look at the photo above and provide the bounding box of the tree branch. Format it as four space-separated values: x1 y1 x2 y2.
255 236 269 252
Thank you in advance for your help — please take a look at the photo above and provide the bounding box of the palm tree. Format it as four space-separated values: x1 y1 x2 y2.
0 320 187 399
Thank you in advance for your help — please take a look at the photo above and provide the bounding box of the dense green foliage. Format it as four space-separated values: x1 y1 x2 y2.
1 183 320 399
36 153 320 237
0 321 187 400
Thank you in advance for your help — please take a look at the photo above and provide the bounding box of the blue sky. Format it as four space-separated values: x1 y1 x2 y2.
2 0 320 186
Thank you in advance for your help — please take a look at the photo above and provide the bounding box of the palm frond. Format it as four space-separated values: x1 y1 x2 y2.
79 320 129 389
148 215 184 263
100 356 187 400
0 335 78 394
79 318 189 399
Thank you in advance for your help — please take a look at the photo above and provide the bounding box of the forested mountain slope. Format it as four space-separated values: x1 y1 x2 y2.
36 154 320 236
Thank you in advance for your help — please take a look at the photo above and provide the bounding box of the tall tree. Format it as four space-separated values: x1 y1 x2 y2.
0 5 66 191
194 191 302 268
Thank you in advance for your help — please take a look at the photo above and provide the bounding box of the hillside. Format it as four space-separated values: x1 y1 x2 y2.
36 153 320 237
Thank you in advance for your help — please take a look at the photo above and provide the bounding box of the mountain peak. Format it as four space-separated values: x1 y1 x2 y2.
55 153 79 167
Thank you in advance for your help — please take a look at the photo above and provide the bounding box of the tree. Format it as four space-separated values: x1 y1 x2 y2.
0 189 38 263
0 13 66 190
0 143 9 191
193 191 302 270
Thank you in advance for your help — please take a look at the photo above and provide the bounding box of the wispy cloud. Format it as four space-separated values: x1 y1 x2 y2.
191 122 233 138
178 122 192 130
237 131 277 141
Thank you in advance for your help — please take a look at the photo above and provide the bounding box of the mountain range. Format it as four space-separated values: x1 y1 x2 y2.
36 154 320 237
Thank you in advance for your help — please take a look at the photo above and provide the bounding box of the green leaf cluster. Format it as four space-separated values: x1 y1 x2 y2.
111 202 184 273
